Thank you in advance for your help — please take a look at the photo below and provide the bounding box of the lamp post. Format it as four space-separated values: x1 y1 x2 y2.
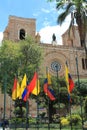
75 56 84 130
2 60 7 130
3 75 7 130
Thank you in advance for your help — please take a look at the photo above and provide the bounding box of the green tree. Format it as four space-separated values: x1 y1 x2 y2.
14 99 27 118
48 0 87 55
0 40 20 94
84 96 87 119
18 37 43 77
75 80 87 97
0 36 43 95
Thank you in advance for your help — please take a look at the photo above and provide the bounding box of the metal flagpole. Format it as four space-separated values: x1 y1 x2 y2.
46 67 50 130
36 99 39 130
56 65 61 130
14 101 16 130
26 100 29 130
66 61 72 130
75 56 84 130
48 98 50 130
10 98 12 119
36 71 39 130
68 99 72 130
25 78 29 130
3 74 7 130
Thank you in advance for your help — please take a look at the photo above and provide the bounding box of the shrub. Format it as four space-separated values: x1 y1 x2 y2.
10 117 26 124
67 114 81 125
13 106 26 117
29 117 36 123
84 97 87 116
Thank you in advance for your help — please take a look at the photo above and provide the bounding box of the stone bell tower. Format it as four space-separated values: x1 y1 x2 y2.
3 15 40 42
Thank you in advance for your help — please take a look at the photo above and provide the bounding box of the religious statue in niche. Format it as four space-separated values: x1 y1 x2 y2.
52 33 57 45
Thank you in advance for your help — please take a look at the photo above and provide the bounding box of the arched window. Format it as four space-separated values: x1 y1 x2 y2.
19 29 25 40
82 58 87 70
80 39 85 47
82 58 85 69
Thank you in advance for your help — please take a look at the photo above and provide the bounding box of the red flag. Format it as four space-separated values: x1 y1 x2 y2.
68 73 74 93
23 72 37 101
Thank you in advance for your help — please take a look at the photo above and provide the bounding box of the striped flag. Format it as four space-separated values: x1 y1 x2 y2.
43 78 56 101
19 74 27 99
65 62 74 101
12 77 20 100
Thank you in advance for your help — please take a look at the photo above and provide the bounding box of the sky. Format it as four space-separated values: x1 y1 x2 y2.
0 0 71 44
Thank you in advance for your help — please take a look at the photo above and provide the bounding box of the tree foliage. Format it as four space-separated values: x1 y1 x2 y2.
84 96 87 118
0 37 43 95
75 79 87 97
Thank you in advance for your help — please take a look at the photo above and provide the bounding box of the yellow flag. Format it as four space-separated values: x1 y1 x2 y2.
65 64 70 94
17 82 21 98
47 69 52 84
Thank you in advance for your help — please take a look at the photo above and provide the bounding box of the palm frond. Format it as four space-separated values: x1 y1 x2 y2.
57 2 74 25
57 11 69 25
56 2 64 10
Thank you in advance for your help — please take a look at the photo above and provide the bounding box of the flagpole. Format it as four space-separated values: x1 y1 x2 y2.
36 71 39 130
69 100 72 130
14 101 16 130
65 62 73 130
56 65 61 130
46 67 50 130
26 79 29 130
24 73 29 130
75 56 83 130
36 99 39 130
48 98 50 130
26 100 29 130
14 74 17 130
3 73 7 130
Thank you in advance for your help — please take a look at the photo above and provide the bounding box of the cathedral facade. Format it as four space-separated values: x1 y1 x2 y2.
3 15 87 79
0 15 87 119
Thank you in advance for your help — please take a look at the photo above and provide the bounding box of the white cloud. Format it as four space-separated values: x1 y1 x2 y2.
0 32 3 45
43 19 51 27
39 22 69 45
39 15 71 44
41 8 50 13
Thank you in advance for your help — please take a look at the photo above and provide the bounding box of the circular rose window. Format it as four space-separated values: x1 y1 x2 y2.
51 61 61 72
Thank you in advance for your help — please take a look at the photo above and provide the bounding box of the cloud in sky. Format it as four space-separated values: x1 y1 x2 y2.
35 2 71 43
0 32 3 45
41 8 50 13
39 25 67 45
39 15 71 44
